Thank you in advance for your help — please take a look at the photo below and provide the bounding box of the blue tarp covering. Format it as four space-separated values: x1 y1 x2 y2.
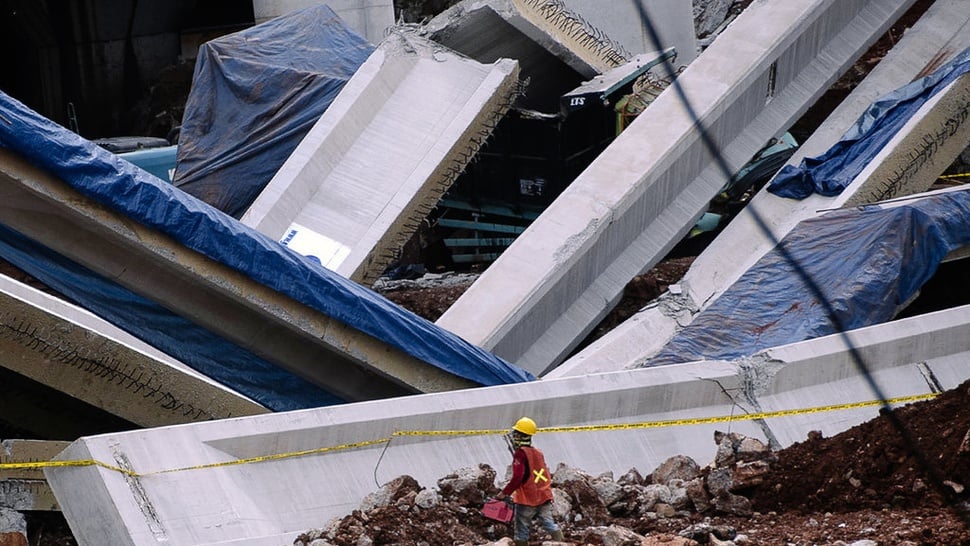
0 90 535 411
768 46 970 199
173 5 374 218
0 224 340 411
646 188 970 366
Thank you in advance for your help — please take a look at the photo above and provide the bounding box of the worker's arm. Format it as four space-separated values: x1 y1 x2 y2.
496 449 528 498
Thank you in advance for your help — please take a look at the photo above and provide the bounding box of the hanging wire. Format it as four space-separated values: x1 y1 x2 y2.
630 0 970 526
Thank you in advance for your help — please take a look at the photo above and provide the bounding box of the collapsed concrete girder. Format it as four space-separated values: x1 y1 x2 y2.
420 0 631 111
0 275 268 434
1 440 69 511
0 149 476 403
437 0 919 376
241 33 519 286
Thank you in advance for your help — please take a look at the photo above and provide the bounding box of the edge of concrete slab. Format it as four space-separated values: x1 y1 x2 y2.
242 33 519 285
0 276 268 427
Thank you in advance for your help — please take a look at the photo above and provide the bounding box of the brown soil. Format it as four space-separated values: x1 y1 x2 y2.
383 257 695 337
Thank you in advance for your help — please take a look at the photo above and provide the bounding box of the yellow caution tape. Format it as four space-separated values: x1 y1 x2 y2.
939 172 970 179
390 428 505 438
0 393 937 477
149 437 391 475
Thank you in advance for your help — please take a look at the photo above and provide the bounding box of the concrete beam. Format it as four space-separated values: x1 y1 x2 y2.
560 0 697 65
438 0 917 376
252 0 395 45
843 75 970 206
0 148 476 402
1 440 69 511
241 33 518 286
552 0 970 378
421 0 631 111
44 304 970 545
0 275 268 428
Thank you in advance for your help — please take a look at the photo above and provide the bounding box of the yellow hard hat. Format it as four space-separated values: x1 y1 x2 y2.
512 417 537 435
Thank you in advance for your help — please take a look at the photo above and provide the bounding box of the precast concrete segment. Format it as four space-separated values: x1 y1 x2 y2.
0 149 476 402
44 305 970 546
0 276 267 427
241 33 519 286
560 0 697 66
744 305 970 448
420 0 630 109
438 0 918 376
552 0 970 378
504 0 629 73
252 0 395 45
844 75 970 206
1 440 69 510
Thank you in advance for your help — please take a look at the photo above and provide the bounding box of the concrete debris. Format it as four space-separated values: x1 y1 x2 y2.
373 272 481 292
692 0 734 40
292 430 775 546
0 508 26 546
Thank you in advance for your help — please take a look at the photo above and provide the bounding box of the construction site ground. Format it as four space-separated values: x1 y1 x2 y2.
299 377 970 546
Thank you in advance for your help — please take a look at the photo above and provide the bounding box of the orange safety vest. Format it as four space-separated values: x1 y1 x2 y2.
511 446 554 506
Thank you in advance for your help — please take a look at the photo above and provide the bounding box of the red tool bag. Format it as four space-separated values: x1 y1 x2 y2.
481 498 513 523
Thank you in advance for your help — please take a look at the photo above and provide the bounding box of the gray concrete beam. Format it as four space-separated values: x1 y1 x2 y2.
844 75 970 206
241 33 519 286
421 0 631 111
552 0 970 378
0 275 268 428
0 148 476 402
561 0 697 65
1 440 69 511
438 0 918 376
44 304 970 545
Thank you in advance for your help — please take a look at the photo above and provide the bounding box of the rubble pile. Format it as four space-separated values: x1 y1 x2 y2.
294 380 970 545
293 431 778 545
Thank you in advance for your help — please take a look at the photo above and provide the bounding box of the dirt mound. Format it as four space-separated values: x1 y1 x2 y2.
750 381 970 514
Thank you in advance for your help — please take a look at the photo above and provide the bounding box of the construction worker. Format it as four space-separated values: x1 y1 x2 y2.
495 417 565 545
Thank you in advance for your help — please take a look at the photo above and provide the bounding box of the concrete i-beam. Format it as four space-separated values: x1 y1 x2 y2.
1 440 69 511
45 303 970 545
436 0 919 376
241 33 519 286
552 0 970 378
421 0 631 111
560 0 697 65
0 274 268 433
0 148 476 403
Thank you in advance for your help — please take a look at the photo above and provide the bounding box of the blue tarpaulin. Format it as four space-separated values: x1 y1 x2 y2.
768 46 970 199
0 224 340 411
0 90 535 411
173 5 374 218
646 188 970 366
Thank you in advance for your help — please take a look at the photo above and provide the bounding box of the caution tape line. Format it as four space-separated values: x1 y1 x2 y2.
939 172 970 179
539 393 938 433
0 393 937 477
